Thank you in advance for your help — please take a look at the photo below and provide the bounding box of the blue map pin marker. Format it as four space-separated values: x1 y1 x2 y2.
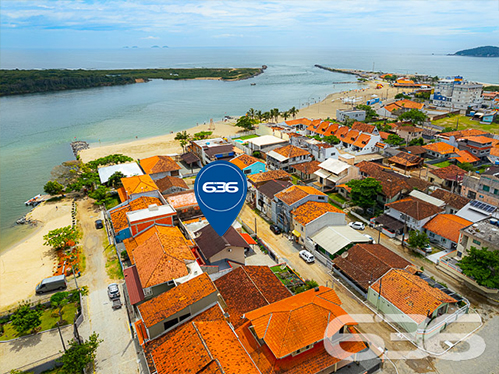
194 160 248 237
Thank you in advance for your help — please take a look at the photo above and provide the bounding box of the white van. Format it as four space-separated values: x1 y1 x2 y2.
36 275 67 294
299 250 315 263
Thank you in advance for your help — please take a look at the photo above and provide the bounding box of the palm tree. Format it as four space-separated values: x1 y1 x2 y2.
289 106 298 119
270 108 279 123
262 112 271 122
282 111 290 121
256 110 263 122
247 108 256 119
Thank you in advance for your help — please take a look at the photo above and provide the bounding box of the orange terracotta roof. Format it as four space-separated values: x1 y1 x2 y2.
384 99 424 112
422 142 458 155
429 164 466 181
148 319 260 374
341 129 360 145
247 170 291 184
165 190 197 209
154 175 188 192
335 126 349 139
491 146 499 157
388 151 423 167
352 133 371 148
461 135 493 144
291 160 321 175
386 196 442 220
439 129 488 139
285 118 312 127
117 187 127 202
452 149 480 164
139 155 181 174
383 103 400 113
423 214 472 243
323 122 340 136
121 174 158 196
214 266 292 329
379 131 390 140
230 154 261 170
430 189 470 210
292 201 344 226
272 144 310 159
371 269 457 324
275 185 326 205
336 183 352 192
375 142 386 148
351 122 376 133
109 196 162 234
243 286 357 359
139 273 216 327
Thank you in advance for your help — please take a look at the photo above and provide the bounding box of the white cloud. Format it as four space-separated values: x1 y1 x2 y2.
141 36 160 40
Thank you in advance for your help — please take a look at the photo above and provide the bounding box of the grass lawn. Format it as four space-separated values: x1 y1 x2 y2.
234 134 259 141
105 195 120 210
327 192 347 204
432 114 498 133
433 161 452 168
104 241 123 280
0 303 78 341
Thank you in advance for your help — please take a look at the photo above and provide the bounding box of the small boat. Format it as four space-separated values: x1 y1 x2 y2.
24 194 41 206
251 83 256 86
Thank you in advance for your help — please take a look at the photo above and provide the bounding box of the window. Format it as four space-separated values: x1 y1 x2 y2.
494 189 499 195
164 319 178 330
482 185 490 192
473 239 481 245
244 169 251 175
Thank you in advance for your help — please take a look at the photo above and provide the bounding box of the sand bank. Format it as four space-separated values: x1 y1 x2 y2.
0 200 72 311
80 81 408 163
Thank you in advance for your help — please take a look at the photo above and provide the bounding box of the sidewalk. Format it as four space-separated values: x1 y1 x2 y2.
0 325 73 373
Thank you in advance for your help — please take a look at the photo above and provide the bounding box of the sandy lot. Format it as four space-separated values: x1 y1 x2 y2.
0 200 72 311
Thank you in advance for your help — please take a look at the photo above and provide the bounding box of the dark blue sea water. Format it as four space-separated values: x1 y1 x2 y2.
0 47 497 250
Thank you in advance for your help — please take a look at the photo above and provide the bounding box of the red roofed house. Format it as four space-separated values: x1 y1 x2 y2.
423 214 472 250
272 185 328 232
367 268 461 342
236 286 373 374
428 165 466 192
422 142 459 160
266 144 312 172
229 153 266 175
457 136 493 163
377 99 424 118
119 174 160 202
139 155 181 180
137 273 218 340
384 196 443 231
194 225 249 266
291 201 345 245
165 190 201 220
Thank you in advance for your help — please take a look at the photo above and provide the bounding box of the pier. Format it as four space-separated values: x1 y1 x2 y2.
70 140 89 158
315 65 378 79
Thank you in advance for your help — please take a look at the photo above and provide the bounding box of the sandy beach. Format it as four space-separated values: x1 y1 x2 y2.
0 200 72 311
80 80 407 163
0 81 406 311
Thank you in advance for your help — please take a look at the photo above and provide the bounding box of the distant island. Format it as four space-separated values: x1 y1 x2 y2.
452 46 499 57
0 67 265 96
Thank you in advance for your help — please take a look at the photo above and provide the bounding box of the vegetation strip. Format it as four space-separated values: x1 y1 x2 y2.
0 67 264 96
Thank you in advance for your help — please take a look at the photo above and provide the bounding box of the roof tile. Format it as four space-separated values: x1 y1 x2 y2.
230 154 261 170
292 201 344 225
272 145 311 159
140 155 181 174
423 214 472 242
275 185 326 206
386 196 443 220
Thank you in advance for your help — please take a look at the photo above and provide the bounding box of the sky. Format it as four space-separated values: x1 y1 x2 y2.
1 0 498 52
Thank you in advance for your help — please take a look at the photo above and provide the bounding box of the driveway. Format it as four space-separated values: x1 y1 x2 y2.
76 198 139 373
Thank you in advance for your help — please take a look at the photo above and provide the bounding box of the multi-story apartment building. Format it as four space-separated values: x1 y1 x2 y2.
431 76 483 110
461 166 499 206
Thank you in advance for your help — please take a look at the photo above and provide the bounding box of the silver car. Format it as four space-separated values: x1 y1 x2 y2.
107 283 120 299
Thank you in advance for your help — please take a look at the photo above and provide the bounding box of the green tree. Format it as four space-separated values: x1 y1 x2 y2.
44 225 80 250
442 126 455 133
247 108 256 119
407 230 430 250
107 171 125 188
88 185 112 205
281 110 290 120
395 93 411 100
323 135 340 145
347 178 383 210
235 115 255 130
355 104 377 121
398 109 427 125
385 134 405 146
459 247 499 288
270 108 280 123
289 106 298 119
256 110 263 122
408 137 425 146
193 131 212 140
44 180 65 195
11 302 42 334
175 131 191 151
458 162 473 172
58 332 103 374
51 292 69 325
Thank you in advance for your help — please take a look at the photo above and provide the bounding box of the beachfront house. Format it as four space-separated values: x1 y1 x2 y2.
266 144 312 172
188 138 236 165
229 154 265 175
139 155 181 180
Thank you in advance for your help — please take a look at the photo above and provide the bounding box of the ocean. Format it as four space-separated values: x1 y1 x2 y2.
0 47 497 251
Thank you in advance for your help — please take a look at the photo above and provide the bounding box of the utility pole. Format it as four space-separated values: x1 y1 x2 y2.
71 264 79 291
57 321 67 352
254 217 257 236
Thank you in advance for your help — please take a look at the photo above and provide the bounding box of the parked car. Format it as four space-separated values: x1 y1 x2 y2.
95 219 103 229
107 283 120 299
349 221 365 230
421 244 432 253
299 250 315 263
270 224 281 235
112 298 122 310
35 275 67 294
364 234 376 244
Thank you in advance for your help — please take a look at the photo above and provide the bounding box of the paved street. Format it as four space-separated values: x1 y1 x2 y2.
77 198 140 374
239 204 496 374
